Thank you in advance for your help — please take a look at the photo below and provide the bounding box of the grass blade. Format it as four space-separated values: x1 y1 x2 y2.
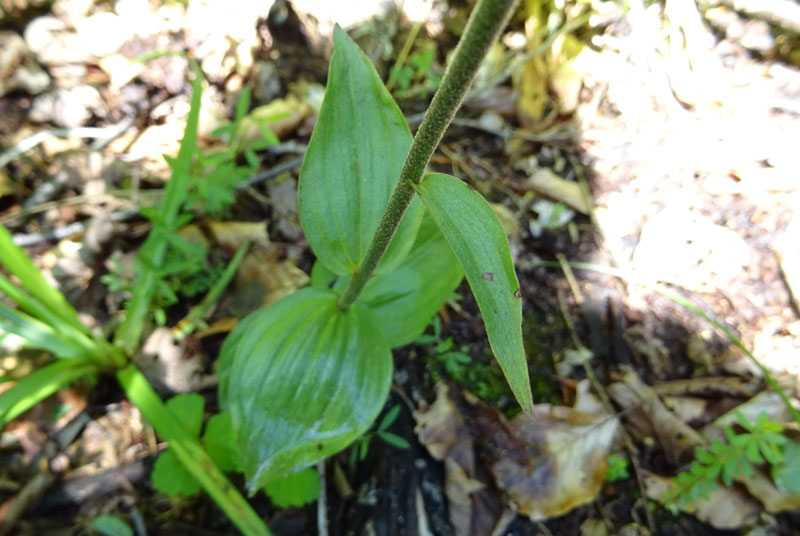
114 62 203 353
0 224 85 332
117 364 271 536
0 357 97 428
0 302 86 358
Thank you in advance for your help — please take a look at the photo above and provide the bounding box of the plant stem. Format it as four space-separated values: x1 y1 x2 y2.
338 0 520 310
117 364 272 536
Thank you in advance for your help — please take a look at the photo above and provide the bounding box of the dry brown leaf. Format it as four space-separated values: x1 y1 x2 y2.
414 383 499 536
235 246 309 309
136 327 215 394
609 366 705 462
236 95 312 145
504 381 619 520
178 221 269 254
415 381 619 530
652 376 758 399
524 168 590 215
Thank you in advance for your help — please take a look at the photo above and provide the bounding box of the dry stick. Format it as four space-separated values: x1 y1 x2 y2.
555 258 657 535
338 0 521 310
317 460 329 536
385 18 426 93
0 119 135 171
9 158 305 247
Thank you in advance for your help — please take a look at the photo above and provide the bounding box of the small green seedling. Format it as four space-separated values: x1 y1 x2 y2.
349 405 411 466
151 394 319 507
665 411 797 511
389 49 442 99
605 453 630 483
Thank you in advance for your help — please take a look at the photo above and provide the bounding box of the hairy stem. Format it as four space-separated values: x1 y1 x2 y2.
338 0 520 310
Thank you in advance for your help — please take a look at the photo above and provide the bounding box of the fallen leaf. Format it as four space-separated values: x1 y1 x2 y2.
524 168 590 214
178 221 269 254
609 366 705 463
234 246 310 310
415 381 620 528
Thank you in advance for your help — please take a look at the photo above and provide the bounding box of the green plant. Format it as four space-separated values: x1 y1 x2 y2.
149 393 320 508
389 49 442 99
218 0 531 495
419 316 512 405
605 453 630 483
349 405 411 466
0 63 271 535
664 412 795 511
89 515 133 536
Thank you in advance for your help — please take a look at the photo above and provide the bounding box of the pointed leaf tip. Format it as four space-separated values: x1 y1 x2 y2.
299 20 421 276
415 173 534 415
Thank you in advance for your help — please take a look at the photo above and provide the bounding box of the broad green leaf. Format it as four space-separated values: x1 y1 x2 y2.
263 467 321 508
414 173 533 414
310 259 338 289
298 25 422 277
151 448 201 496
203 412 241 472
359 214 463 348
218 287 392 490
773 440 800 494
89 515 133 536
166 393 204 438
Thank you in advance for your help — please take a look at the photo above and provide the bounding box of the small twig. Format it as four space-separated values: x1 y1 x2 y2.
554 273 657 534
317 460 329 536
0 469 56 536
386 18 425 92
11 208 141 247
0 119 135 170
236 157 304 190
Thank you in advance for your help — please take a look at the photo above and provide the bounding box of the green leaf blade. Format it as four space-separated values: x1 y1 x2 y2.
151 449 202 497
263 467 321 508
219 287 393 490
166 393 205 438
298 25 421 277
414 173 533 414
203 411 241 472
89 515 133 536
359 214 463 348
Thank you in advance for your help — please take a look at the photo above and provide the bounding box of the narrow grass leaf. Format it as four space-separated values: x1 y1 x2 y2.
414 173 533 414
114 62 203 353
0 224 85 332
218 287 392 490
0 357 97 428
298 25 422 276
89 515 133 536
359 214 463 348
0 302 85 358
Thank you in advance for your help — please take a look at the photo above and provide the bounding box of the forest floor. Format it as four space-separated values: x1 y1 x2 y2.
1 0 800 535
